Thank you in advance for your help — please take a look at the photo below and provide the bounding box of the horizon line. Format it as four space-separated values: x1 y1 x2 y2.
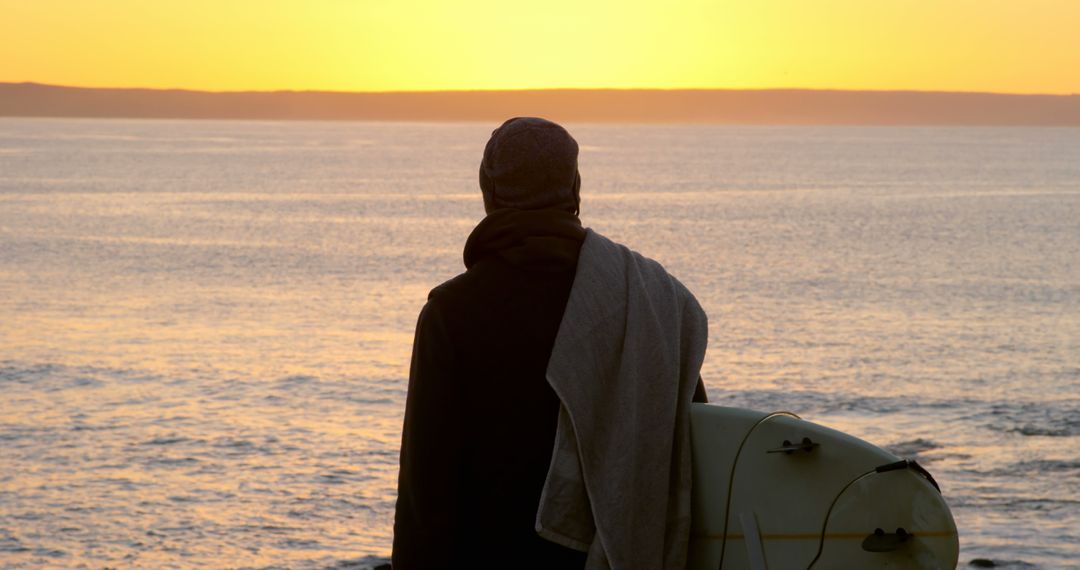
5 81 1079 98
6 81 1080 126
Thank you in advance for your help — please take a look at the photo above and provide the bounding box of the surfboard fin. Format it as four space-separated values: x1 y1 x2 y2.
861 527 914 553
765 436 820 454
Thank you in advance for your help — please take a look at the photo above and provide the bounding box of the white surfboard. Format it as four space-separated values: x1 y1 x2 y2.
689 404 959 570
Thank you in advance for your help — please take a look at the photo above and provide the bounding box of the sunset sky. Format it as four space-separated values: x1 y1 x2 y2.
2 0 1078 95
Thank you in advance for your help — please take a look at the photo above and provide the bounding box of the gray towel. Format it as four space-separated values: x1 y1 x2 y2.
537 230 708 569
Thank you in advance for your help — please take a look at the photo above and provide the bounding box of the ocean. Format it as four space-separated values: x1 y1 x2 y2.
0 118 1077 569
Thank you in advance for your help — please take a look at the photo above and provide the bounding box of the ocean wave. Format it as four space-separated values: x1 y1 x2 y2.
321 555 391 570
0 361 164 391
1007 424 1079 437
883 438 941 458
0 529 30 553
981 401 1080 438
718 390 1080 440
1005 459 1080 474
961 460 1080 481
143 435 194 446
967 559 1038 569
708 387 954 417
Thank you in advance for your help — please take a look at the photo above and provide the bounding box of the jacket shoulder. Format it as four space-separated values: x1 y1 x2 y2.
427 271 474 303
427 254 511 303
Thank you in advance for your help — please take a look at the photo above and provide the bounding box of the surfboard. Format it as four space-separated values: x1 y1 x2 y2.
689 404 959 570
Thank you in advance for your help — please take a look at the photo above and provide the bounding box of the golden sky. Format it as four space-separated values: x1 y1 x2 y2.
2 0 1078 94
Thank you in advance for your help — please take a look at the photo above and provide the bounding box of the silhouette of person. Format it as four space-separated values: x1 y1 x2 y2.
392 117 707 569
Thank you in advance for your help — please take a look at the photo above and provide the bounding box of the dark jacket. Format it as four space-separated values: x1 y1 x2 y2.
392 209 706 569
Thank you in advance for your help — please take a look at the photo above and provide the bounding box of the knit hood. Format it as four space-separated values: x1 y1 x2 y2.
463 208 585 272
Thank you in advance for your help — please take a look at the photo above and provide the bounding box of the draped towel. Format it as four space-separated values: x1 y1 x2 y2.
537 229 708 570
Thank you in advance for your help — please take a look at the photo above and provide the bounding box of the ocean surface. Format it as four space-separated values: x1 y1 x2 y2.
0 118 1077 569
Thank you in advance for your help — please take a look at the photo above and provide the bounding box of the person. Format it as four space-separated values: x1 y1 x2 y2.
392 117 708 569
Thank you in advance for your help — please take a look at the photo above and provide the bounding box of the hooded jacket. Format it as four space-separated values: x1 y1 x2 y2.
392 208 590 568
392 208 707 568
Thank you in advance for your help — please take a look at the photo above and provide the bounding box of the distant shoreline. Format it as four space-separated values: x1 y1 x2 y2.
2 82 1079 125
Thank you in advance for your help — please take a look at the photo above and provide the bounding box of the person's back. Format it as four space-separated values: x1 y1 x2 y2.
393 118 588 568
393 117 707 569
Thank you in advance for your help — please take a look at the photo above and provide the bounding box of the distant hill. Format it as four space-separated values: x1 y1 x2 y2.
2 82 1079 125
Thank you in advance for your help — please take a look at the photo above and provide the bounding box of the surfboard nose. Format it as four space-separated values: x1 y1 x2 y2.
688 404 959 570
